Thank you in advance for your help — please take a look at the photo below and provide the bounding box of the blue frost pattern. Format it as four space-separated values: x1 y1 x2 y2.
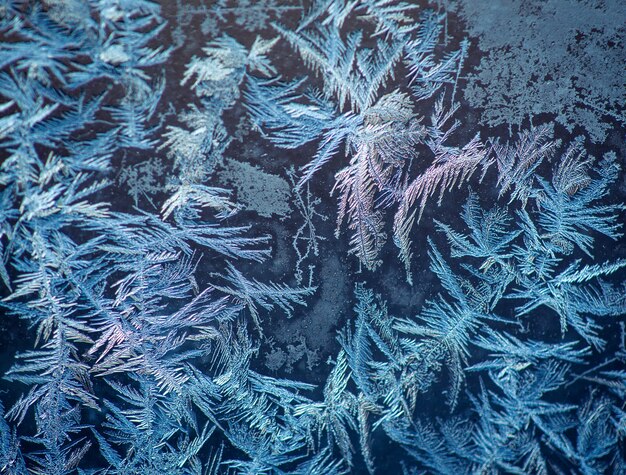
0 1 624 474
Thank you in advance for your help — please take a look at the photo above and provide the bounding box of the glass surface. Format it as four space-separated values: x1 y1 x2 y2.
1 1 624 473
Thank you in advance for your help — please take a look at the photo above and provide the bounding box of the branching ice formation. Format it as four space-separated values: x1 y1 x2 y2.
0 1 624 474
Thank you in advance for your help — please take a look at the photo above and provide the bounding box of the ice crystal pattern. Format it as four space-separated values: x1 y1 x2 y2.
245 3 486 278
0 1 624 475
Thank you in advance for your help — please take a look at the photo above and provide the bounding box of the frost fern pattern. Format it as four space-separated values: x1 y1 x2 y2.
0 2 625 475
